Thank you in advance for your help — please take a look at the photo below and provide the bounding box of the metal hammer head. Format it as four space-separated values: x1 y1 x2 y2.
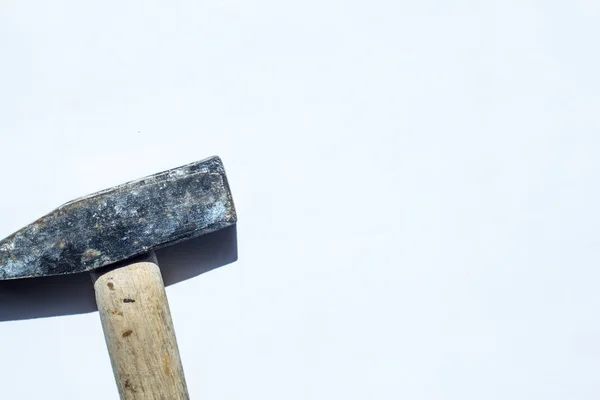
0 156 236 280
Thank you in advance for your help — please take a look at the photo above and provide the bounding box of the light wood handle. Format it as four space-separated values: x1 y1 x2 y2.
93 253 189 400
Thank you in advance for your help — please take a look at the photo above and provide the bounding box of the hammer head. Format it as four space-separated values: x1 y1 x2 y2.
0 156 236 280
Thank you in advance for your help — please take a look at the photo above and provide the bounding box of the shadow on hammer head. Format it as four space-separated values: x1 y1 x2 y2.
0 156 238 321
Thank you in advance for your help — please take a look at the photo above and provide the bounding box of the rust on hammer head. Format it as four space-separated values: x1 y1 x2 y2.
0 156 237 280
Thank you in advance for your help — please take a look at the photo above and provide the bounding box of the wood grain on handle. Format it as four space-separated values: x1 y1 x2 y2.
93 253 189 400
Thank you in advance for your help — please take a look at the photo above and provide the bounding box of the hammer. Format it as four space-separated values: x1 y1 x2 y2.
0 156 237 399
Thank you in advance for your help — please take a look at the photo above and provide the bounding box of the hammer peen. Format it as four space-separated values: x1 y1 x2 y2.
0 156 237 399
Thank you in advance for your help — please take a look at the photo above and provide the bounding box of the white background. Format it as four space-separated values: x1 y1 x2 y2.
1 1 600 399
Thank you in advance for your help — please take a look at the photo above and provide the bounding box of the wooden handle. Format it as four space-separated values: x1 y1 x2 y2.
93 253 189 400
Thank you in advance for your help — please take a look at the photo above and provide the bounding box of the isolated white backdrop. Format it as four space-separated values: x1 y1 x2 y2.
1 1 600 399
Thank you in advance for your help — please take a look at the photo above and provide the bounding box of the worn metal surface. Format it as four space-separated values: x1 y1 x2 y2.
0 156 236 280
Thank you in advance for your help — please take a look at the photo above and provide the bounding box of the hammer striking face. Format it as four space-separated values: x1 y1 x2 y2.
0 156 237 280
